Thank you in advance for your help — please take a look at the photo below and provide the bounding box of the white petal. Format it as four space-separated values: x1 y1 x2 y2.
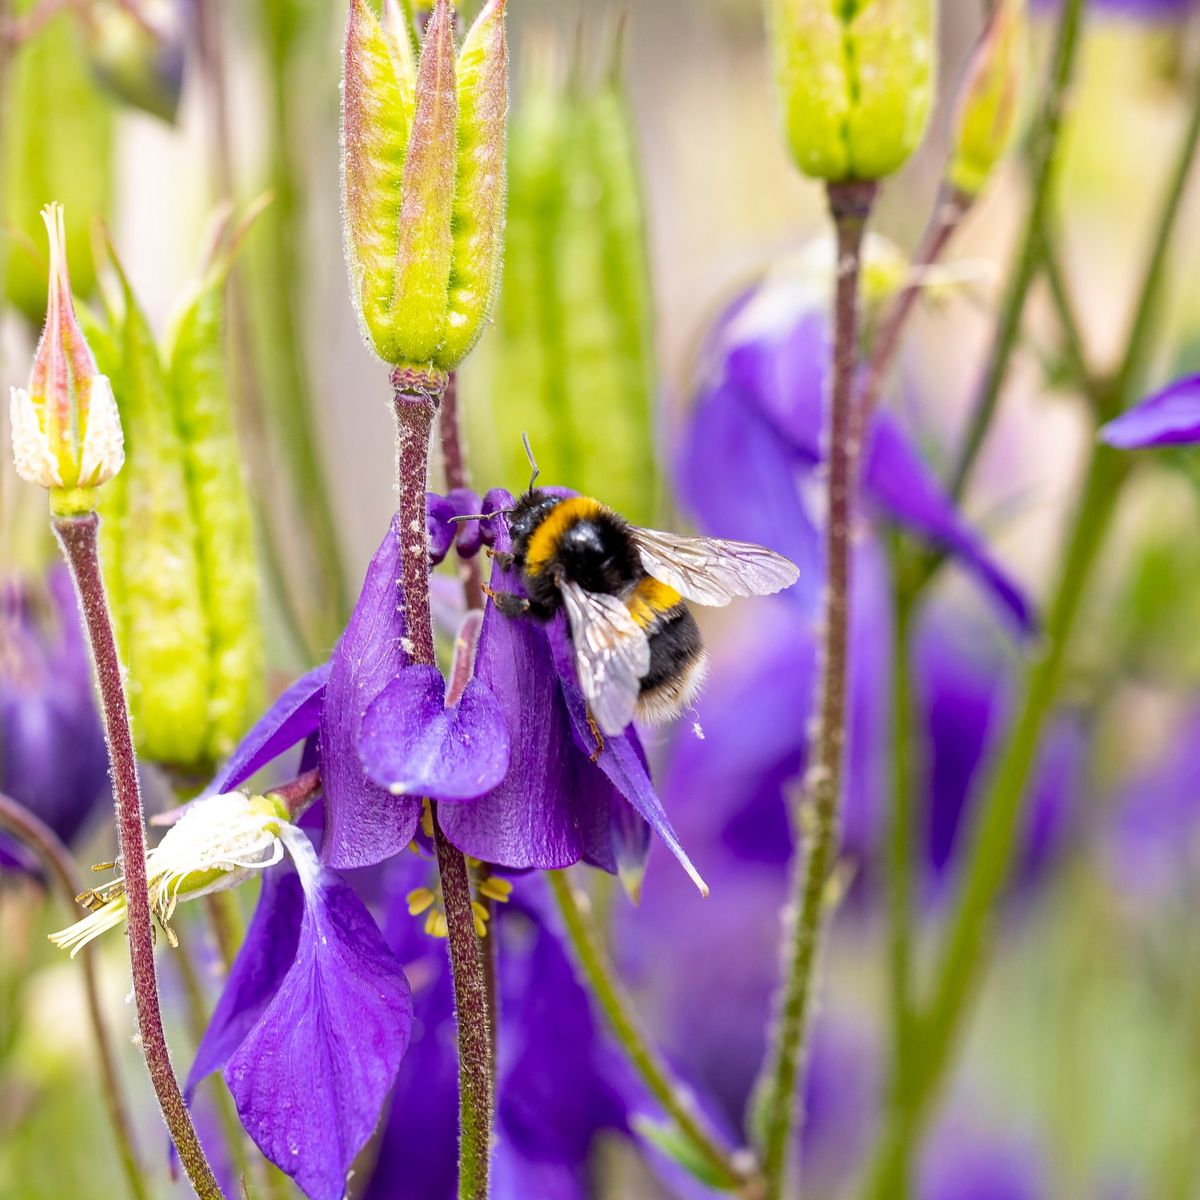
9 386 62 488
79 375 124 487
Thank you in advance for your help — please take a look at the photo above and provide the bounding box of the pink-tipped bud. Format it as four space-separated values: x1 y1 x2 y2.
9 204 123 513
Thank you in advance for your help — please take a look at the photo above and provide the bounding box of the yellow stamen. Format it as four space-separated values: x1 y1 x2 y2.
407 887 436 916
478 876 512 903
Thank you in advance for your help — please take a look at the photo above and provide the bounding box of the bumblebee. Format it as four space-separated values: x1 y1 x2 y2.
487 488 800 736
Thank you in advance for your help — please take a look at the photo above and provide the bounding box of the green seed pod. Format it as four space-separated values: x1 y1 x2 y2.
388 0 457 365
342 0 417 363
765 0 937 182
947 0 1028 199
99 258 211 768
164 218 265 763
436 0 508 371
2 8 115 321
467 40 659 524
340 0 508 373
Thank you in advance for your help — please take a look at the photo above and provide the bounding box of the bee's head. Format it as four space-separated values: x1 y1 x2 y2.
506 488 561 559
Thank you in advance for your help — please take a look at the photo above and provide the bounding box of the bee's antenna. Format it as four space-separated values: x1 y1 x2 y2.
449 509 512 525
521 432 540 492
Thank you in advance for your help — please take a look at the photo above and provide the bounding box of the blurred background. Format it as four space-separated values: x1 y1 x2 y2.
4 1 1200 1197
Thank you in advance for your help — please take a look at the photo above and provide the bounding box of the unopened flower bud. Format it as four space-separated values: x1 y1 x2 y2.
764 0 936 181
9 204 124 515
947 0 1028 199
342 0 508 374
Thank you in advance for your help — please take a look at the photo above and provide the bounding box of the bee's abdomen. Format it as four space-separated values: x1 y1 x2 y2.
628 581 708 723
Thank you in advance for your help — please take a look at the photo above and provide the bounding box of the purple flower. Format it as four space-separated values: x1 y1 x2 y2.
1100 376 1200 449
363 870 633 1200
920 1119 1048 1200
426 497 707 894
207 518 426 870
1 567 109 869
678 280 1035 633
1104 705 1200 903
186 824 413 1200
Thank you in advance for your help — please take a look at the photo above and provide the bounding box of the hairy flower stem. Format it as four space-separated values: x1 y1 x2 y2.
947 0 1088 503
0 792 149 1200
393 374 494 1200
854 184 972 444
52 513 222 1200
546 871 756 1195
439 376 487 615
755 179 876 1200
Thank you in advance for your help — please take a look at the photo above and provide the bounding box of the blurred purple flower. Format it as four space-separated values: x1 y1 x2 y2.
920 1119 1049 1200
185 826 413 1200
1100 376 1200 449
0 567 108 869
677 284 1035 633
1105 705 1200 902
364 871 634 1200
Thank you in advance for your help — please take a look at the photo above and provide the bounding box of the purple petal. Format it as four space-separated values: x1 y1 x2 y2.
208 663 330 795
321 518 422 870
427 493 457 566
438 565 615 870
865 414 1036 635
545 616 709 895
359 664 511 801
610 792 652 903
1100 375 1200 449
448 487 485 558
185 867 305 1100
225 834 413 1200
674 380 820 617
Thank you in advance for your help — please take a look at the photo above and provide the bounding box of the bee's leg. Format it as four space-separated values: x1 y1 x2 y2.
481 584 529 617
484 547 515 571
586 710 605 763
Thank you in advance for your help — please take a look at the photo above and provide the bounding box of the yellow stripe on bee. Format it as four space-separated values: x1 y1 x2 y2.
626 577 683 629
525 496 608 575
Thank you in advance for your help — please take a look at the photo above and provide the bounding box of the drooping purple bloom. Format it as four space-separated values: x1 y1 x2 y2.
431 497 705 894
1 567 109 869
187 826 413 1200
678 280 1035 633
363 868 634 1200
1100 375 1200 449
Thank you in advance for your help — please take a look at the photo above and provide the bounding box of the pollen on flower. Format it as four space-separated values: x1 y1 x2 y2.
407 856 513 941
48 792 288 958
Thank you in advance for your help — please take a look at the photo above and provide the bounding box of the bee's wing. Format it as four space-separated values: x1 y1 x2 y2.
560 579 652 736
632 527 800 608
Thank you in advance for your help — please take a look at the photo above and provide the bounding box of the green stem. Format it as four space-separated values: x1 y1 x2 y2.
0 792 149 1200
753 179 876 1200
947 0 1088 503
1111 58 1200 407
545 870 754 1195
884 561 919 1117
861 446 1127 1198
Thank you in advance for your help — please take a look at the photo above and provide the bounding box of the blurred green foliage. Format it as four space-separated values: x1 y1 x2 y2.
2 8 114 322
467 41 660 524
